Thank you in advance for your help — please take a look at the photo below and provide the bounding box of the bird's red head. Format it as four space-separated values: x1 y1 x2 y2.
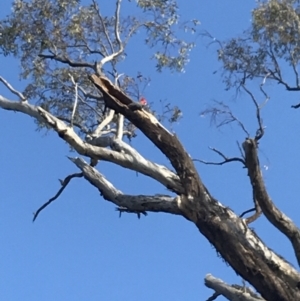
139 97 147 105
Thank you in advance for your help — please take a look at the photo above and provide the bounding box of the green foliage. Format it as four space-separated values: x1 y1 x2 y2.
0 0 198 136
214 0 300 90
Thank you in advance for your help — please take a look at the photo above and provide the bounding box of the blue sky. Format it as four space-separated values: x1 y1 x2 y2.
1 1 299 300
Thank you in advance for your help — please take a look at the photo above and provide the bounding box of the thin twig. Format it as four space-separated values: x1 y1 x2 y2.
236 141 245 160
240 208 255 218
33 172 83 221
205 292 221 301
92 0 114 55
291 103 300 109
201 101 250 137
193 147 245 166
193 157 245 166
241 84 264 141
0 76 26 101
259 73 271 110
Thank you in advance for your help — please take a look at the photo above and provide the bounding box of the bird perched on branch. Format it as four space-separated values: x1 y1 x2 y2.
128 97 148 111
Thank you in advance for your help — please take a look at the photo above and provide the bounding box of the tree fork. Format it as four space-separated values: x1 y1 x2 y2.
89 74 300 301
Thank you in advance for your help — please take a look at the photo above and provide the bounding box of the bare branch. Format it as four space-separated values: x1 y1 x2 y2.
194 157 244 166
267 45 300 91
39 54 96 70
116 113 124 139
69 157 182 215
92 0 114 55
291 103 300 109
240 208 255 218
243 138 300 265
114 0 122 52
259 74 270 110
69 74 79 128
92 109 115 137
205 274 265 301
205 291 220 301
194 147 245 166
0 96 183 193
236 141 245 159
241 85 264 141
33 172 83 221
0 76 26 101
99 0 124 68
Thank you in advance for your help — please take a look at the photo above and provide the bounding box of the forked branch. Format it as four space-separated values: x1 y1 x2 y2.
0 95 183 193
98 0 125 69
194 146 245 166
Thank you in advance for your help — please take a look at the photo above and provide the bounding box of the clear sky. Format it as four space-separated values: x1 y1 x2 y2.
1 1 299 300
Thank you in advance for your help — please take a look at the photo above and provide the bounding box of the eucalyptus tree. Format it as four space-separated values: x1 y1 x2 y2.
1 1 300 300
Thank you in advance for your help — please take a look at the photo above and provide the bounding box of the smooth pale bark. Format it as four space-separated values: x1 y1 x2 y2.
205 274 265 301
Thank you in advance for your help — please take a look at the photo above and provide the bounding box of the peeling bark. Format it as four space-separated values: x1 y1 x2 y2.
89 74 300 301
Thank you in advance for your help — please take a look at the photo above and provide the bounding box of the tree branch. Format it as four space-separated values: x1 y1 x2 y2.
0 95 183 194
69 74 79 128
98 0 124 69
243 138 300 265
91 109 115 137
241 85 264 141
39 54 96 70
92 0 114 56
116 113 124 139
201 101 250 137
33 172 83 221
69 157 182 215
205 274 265 301
0 76 26 101
194 147 245 166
